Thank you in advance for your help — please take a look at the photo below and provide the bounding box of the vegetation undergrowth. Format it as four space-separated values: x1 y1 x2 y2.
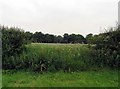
3 43 96 72
1 26 120 72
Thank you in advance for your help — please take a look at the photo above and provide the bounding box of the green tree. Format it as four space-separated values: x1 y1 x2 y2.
86 33 93 44
24 31 33 43
32 32 44 43
63 33 69 43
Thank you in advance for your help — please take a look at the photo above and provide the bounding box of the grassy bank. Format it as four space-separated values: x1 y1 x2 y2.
2 69 118 87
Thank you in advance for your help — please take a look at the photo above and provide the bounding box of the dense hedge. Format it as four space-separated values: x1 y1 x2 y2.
92 27 120 68
1 26 28 69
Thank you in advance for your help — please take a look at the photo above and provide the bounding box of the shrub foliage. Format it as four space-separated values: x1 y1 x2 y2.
1 26 27 69
92 27 120 68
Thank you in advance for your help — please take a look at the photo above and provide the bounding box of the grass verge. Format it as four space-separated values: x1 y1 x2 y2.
2 69 118 87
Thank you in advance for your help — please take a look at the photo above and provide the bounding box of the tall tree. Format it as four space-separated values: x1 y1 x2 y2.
86 33 93 44
63 33 69 43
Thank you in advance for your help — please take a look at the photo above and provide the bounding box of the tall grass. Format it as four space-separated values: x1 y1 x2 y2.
3 43 94 72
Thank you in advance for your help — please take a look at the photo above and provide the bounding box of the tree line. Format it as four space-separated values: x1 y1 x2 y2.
25 31 104 45
31 32 87 44
1 26 101 44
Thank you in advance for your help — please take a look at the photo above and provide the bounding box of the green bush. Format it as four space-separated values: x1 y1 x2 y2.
93 27 120 68
1 26 27 69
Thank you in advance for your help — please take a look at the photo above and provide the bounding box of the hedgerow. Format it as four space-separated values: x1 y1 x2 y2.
2 25 119 72
92 27 120 68
1 26 27 69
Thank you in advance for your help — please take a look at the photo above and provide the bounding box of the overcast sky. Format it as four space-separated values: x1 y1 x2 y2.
0 0 119 36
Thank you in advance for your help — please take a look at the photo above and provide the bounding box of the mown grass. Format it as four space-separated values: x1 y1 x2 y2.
2 69 118 87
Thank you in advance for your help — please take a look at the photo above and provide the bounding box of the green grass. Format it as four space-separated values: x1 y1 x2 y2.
2 69 118 87
0 70 2 88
